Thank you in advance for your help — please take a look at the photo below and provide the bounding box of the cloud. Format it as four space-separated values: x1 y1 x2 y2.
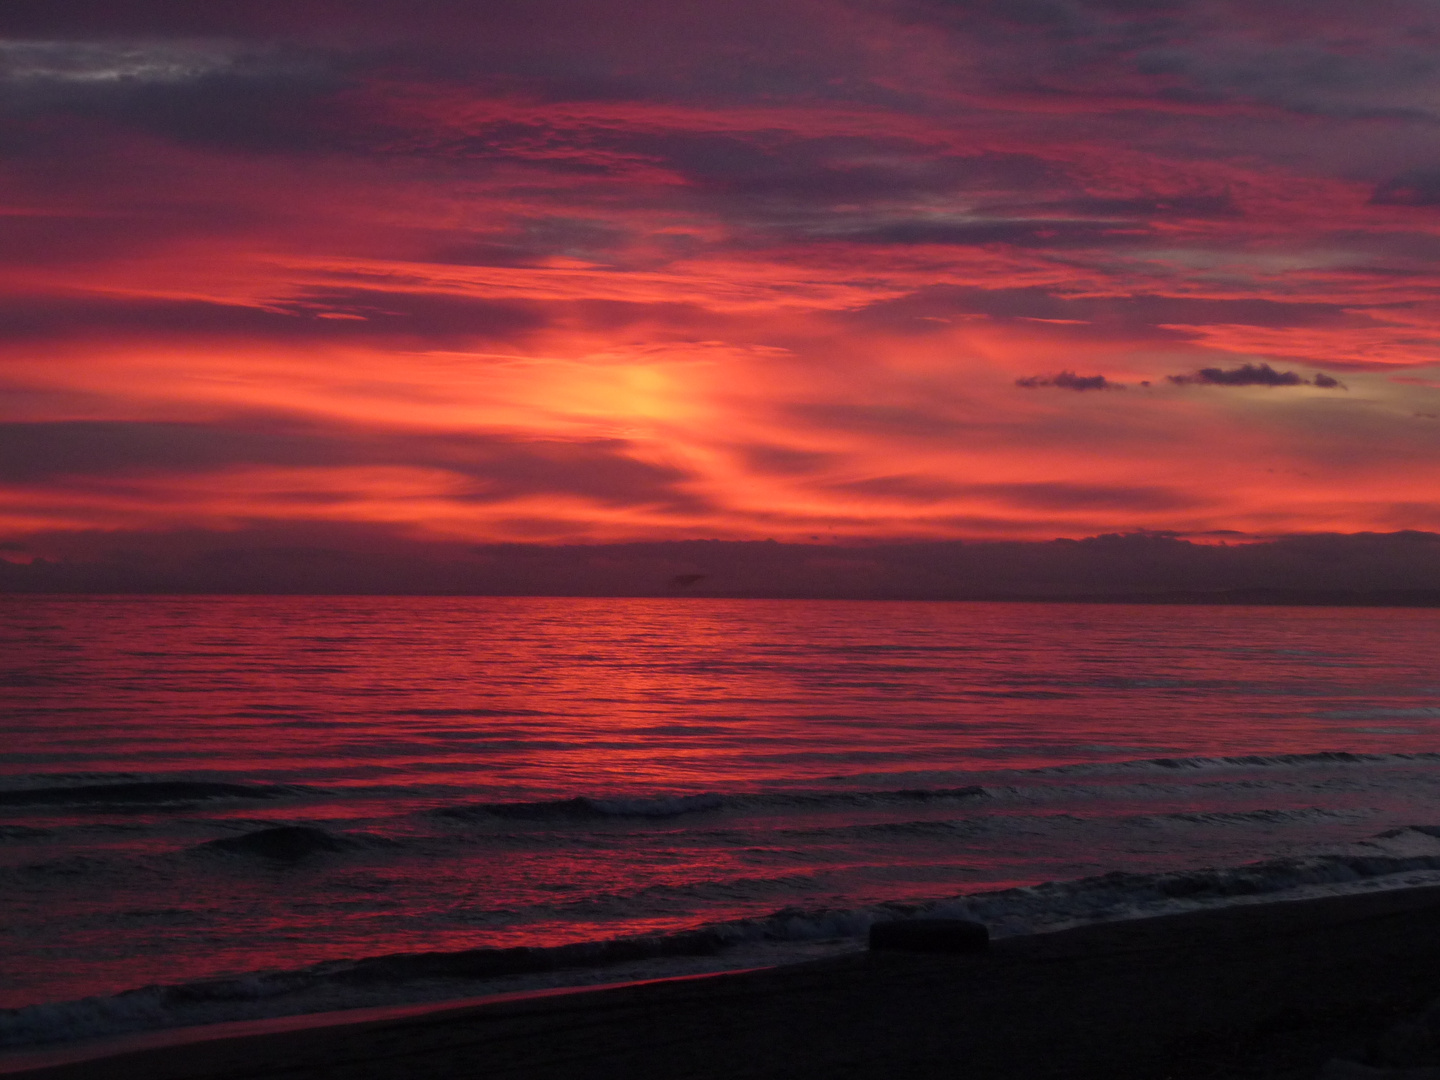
829 474 966 501
0 40 239 83
829 218 1146 248
0 291 550 345
1370 171 1440 207
1016 371 1122 390
0 40 350 154
1168 363 1302 387
0 419 704 509
787 403 968 438
0 0 1438 552
1167 363 1346 388
979 481 1198 512
843 287 1354 335
0 3 335 36
982 194 1242 220
831 475 1196 510
0 420 339 481
736 443 839 476
690 146 1072 208
905 0 1440 126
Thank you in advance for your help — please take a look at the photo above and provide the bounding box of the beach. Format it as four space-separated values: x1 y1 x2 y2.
13 885 1440 1080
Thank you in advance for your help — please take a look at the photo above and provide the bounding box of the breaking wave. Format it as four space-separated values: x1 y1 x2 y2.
10 825 1440 1052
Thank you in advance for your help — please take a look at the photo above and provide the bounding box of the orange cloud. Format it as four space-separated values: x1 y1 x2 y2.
5 0 1440 559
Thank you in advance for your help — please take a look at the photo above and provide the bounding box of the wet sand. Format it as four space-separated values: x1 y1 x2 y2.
16 885 1440 1080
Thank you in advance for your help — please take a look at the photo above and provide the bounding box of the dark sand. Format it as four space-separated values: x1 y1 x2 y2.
19 886 1440 1080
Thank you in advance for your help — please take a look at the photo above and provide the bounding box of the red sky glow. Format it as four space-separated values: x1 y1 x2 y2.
3 0 1440 567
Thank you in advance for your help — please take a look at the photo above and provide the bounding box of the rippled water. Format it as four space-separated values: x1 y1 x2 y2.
4 596 1440 1046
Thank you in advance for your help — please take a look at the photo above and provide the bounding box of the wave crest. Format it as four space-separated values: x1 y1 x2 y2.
436 786 987 822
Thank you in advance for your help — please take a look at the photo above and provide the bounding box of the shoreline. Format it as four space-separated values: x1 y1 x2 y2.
0 968 776 1077
11 862 1440 1068
13 884 1440 1079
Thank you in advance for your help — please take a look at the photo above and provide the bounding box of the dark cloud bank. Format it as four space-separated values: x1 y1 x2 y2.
4 528 1439 604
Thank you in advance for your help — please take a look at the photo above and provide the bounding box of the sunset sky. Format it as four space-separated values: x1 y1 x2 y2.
4 0 1440 567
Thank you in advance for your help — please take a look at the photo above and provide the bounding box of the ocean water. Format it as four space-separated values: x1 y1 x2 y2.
4 595 1440 1050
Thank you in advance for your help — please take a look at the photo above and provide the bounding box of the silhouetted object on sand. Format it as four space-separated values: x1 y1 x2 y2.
869 918 990 954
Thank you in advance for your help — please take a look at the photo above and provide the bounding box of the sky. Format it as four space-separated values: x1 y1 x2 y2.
3 0 1440 578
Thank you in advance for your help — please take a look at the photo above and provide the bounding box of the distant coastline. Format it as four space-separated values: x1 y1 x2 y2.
3 531 1439 601
6 589 1440 606
971 588 1440 607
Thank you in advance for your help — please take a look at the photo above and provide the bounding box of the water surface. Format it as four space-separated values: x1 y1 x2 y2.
5 597 1440 1045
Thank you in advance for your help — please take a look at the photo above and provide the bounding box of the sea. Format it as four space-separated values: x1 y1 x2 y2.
4 595 1440 1053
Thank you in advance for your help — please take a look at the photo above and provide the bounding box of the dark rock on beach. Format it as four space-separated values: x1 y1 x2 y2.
1321 991 1440 1076
869 917 989 953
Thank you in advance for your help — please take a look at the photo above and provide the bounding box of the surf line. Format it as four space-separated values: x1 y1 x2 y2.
0 966 779 1077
